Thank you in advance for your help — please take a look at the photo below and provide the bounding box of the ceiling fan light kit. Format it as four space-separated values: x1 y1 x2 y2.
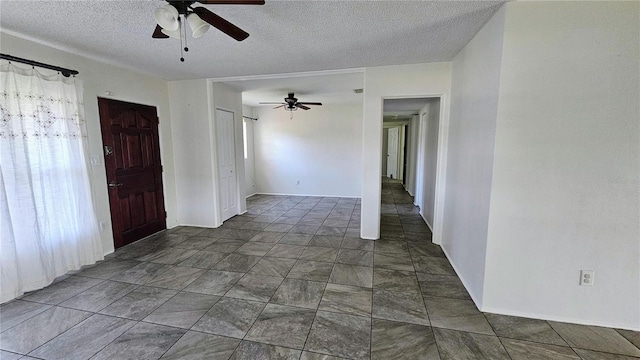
155 4 180 32
259 92 323 118
152 1 264 62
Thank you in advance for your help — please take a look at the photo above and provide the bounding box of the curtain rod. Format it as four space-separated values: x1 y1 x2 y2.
243 116 258 121
0 53 79 77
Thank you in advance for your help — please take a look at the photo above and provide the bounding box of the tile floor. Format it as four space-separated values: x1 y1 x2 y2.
1 180 639 359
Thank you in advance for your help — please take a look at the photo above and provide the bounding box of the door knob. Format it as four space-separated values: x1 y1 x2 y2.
108 182 123 188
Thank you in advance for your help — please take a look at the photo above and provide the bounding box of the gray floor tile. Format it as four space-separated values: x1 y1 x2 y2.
408 242 446 258
423 296 492 334
0 300 52 332
329 264 373 288
146 247 200 265
59 280 137 312
160 331 240 360
374 252 414 271
264 223 294 233
173 227 207 236
316 226 346 236
300 351 346 360
230 341 301 360
433 328 510 360
213 254 262 272
336 249 373 267
184 269 244 296
266 244 306 259
249 231 286 243
271 278 326 309
99 286 177 320
91 322 185 360
234 242 275 256
617 329 640 348
573 348 640 360
0 350 22 360
412 256 455 275
144 266 206 290
341 238 375 252
278 233 313 245
372 289 430 325
29 314 136 360
305 311 371 360
484 313 568 346
371 319 439 360
241 222 270 231
143 292 220 329
300 247 338 263
203 239 247 253
78 259 140 279
417 273 471 299
192 297 265 338
549 321 640 357
110 261 172 285
500 338 580 360
20 276 103 305
290 224 320 235
288 260 334 282
246 303 316 349
318 283 372 317
248 257 297 277
177 250 228 269
374 240 409 255
274 216 303 226
0 306 91 354
174 236 218 250
309 236 344 248
373 268 420 293
226 274 283 302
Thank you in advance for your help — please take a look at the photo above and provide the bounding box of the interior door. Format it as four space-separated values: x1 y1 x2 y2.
98 98 166 249
387 127 399 179
216 108 238 222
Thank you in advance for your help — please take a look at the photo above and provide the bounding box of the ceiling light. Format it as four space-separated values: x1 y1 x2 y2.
353 88 364 94
161 27 183 39
155 4 180 31
187 13 210 38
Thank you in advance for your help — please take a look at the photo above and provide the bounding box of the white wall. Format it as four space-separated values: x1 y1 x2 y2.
405 115 419 196
0 32 177 255
421 99 440 229
444 5 506 304
211 82 247 215
243 105 257 197
169 80 217 227
361 63 452 239
254 104 363 197
482 2 640 330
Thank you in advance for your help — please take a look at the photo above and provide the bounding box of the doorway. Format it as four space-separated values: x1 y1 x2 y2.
216 108 239 222
98 98 166 249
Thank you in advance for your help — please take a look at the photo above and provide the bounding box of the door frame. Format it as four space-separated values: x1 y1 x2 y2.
381 94 449 246
213 106 240 225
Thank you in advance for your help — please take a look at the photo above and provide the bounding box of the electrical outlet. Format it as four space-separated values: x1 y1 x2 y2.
580 270 595 286
90 155 101 166
99 221 108 232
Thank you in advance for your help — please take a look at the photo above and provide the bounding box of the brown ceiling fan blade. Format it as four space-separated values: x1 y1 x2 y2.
193 7 249 41
273 105 286 109
296 104 311 110
197 0 265 4
152 25 169 38
296 102 322 106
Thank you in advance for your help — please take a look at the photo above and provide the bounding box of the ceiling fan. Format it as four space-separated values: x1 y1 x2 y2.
260 93 323 111
152 0 264 61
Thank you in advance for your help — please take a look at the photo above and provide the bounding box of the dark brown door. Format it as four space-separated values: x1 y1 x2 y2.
98 98 166 249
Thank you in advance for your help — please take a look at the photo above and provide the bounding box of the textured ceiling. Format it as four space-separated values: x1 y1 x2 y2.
0 1 505 80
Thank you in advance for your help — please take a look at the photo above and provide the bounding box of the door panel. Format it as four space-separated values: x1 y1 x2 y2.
98 98 166 249
387 127 399 179
216 109 238 222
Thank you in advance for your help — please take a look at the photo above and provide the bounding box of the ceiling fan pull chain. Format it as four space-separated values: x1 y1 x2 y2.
179 17 185 62
183 15 189 53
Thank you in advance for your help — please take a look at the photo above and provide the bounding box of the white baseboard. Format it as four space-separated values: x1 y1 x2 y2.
480 305 640 332
255 192 360 199
245 193 257 199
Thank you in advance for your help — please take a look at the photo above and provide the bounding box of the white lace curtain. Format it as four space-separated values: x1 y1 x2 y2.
1 63 103 303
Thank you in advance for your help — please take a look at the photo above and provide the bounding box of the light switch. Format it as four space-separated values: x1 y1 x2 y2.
90 155 101 166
